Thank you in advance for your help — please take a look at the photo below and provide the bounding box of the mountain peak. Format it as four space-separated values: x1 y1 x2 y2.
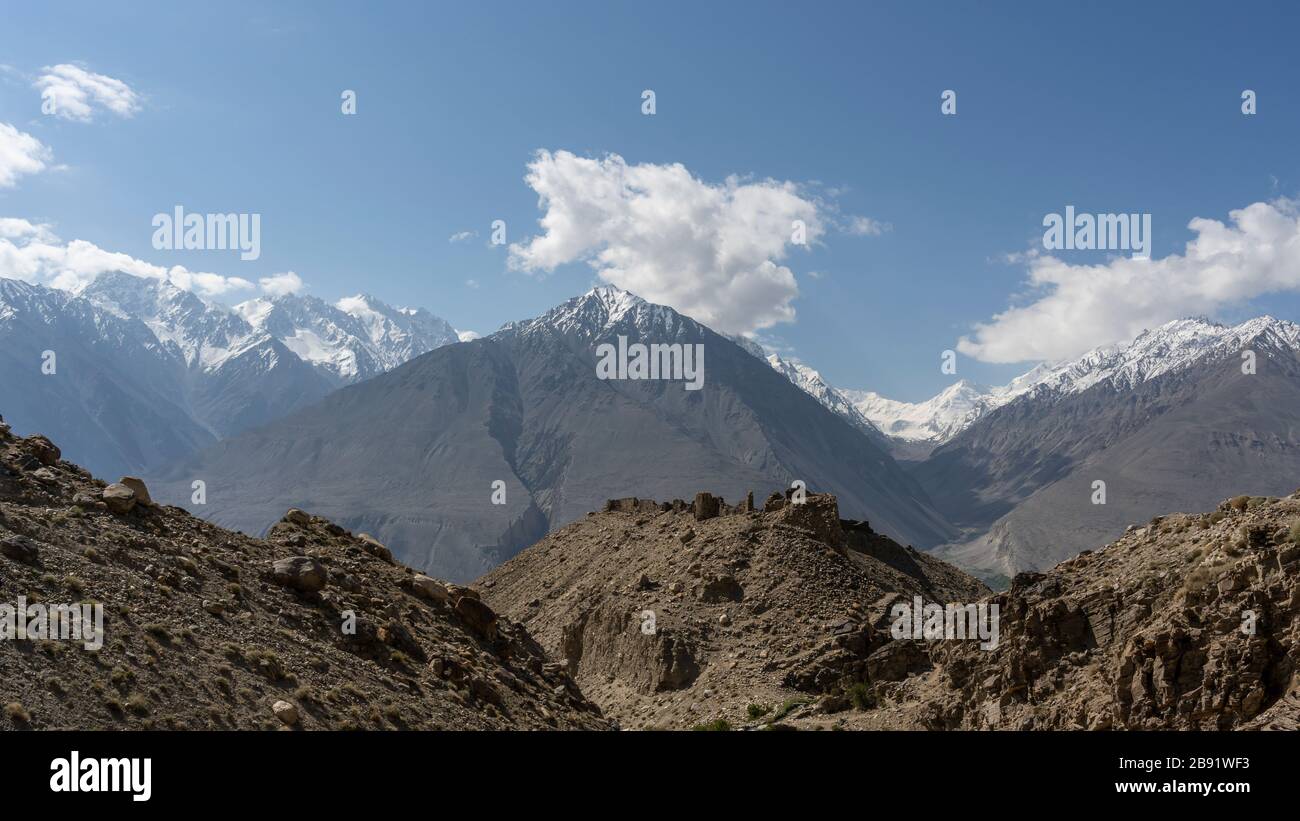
501 285 685 342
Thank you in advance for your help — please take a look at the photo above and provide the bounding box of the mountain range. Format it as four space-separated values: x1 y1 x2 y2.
0 272 460 477
146 286 954 582
7 268 1300 587
769 314 1300 581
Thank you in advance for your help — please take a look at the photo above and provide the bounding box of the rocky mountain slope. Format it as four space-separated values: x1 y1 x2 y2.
868 492 1300 730
1 273 459 477
0 423 609 730
149 287 954 582
480 490 987 729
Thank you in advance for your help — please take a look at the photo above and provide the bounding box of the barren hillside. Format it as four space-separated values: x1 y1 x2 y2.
0 422 609 730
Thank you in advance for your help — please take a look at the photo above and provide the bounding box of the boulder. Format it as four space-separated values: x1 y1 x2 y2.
119 476 153 506
272 700 299 726
27 435 60 466
102 483 137 515
411 574 450 603
0 535 40 564
454 595 498 641
357 533 393 562
283 509 311 526
270 556 328 592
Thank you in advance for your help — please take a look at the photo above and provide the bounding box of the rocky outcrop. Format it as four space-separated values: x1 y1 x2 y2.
480 491 988 729
880 498 1300 730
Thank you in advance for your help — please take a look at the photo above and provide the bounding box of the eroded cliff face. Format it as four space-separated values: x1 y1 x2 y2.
878 495 1300 730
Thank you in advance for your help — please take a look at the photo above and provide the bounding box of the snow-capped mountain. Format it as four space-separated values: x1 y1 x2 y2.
842 380 1010 444
911 314 1300 580
1 276 216 477
1 272 461 476
152 285 953 581
235 293 459 382
843 316 1300 448
79 271 267 372
500 284 691 343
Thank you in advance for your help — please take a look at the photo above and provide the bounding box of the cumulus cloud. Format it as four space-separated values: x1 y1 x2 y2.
507 150 827 335
258 270 304 297
0 217 57 243
958 199 1300 363
0 123 52 188
456 329 480 342
0 220 253 298
34 64 141 122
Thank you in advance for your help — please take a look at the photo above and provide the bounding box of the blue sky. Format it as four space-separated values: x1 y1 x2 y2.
3 0 1300 400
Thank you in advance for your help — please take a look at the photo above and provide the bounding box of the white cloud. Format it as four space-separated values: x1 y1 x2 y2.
465 278 479 289
449 230 477 243
846 215 890 236
34 64 141 122
0 217 57 243
258 270 304 297
0 221 253 298
456 329 480 342
0 123 52 188
959 199 1300 363
507 149 826 335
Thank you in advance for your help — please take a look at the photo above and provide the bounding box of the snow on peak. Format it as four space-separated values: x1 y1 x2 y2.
847 315 1300 444
503 285 687 341
235 291 458 380
66 271 458 381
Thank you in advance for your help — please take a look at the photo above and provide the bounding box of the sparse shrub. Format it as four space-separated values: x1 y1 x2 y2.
1209 511 1227 525
126 694 150 716
246 648 285 681
110 666 133 689
746 703 771 720
691 718 731 731
143 623 172 644
1288 518 1300 545
772 697 811 721
848 682 876 711
1229 496 1250 512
